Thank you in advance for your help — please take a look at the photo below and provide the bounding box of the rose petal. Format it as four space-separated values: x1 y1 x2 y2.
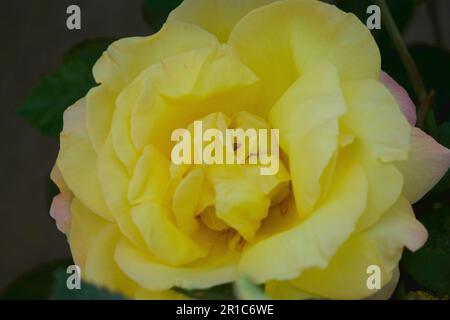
380 71 417 126
49 193 72 234
396 127 450 203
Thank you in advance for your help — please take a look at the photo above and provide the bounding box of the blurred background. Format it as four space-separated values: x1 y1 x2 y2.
0 0 449 297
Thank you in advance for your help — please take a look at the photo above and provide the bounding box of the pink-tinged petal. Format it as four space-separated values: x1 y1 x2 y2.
396 128 450 203
403 215 428 253
50 193 72 234
380 71 417 126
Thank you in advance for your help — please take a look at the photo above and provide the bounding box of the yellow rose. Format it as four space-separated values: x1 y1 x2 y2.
50 0 450 299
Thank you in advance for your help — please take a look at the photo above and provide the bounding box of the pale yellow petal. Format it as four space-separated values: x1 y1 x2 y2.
68 198 110 269
97 136 145 247
215 179 270 242
128 145 170 205
239 159 367 283
172 168 205 234
269 62 346 215
57 99 113 221
115 236 239 291
110 81 140 173
241 162 291 206
229 0 380 113
168 0 276 42
200 206 228 232
85 224 137 298
341 80 411 162
291 197 427 299
131 202 209 266
86 85 115 152
50 165 71 195
265 281 320 300
93 22 218 92
350 144 404 231
129 44 260 154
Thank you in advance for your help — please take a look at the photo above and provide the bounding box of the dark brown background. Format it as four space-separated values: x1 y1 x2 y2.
0 0 449 291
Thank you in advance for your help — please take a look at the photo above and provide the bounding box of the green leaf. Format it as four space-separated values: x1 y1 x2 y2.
51 269 126 300
17 38 114 136
1 260 72 300
402 206 450 295
234 277 269 300
174 283 236 300
142 0 182 31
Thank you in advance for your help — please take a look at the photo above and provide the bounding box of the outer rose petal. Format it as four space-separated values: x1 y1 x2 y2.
380 73 450 203
269 62 345 215
68 198 109 269
266 268 400 300
56 98 114 222
115 236 240 291
88 22 219 151
97 136 146 248
291 197 427 299
353 145 403 232
93 22 218 92
396 128 450 203
239 160 368 283
340 80 411 162
229 0 380 114
50 165 71 195
265 281 320 300
167 0 276 42
128 44 260 154
84 224 137 297
49 193 71 234
380 71 417 126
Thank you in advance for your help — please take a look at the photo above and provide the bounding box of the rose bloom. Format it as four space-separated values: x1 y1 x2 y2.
50 0 450 299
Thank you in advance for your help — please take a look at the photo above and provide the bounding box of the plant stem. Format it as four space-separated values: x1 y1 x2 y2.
374 0 429 128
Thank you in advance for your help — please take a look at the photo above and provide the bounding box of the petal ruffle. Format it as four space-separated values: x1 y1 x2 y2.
168 0 276 42
128 44 260 154
56 99 114 221
239 159 367 283
229 0 380 113
87 22 218 151
93 22 218 92
68 198 110 269
97 136 146 248
290 197 427 299
115 236 239 291
84 224 137 297
269 62 345 215
341 79 411 162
